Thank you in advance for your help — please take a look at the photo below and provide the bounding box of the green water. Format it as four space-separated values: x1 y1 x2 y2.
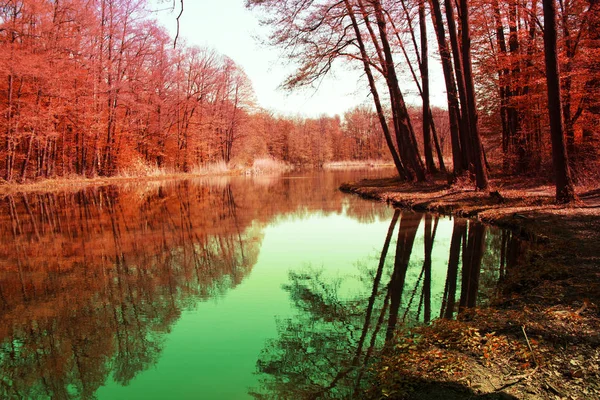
94 212 393 399
0 170 520 399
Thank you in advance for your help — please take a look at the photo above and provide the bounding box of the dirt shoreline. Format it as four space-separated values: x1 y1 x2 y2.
341 176 600 400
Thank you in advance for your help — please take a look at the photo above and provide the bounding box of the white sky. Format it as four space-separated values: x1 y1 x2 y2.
150 0 445 118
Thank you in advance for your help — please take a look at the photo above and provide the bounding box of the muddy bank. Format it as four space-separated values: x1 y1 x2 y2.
341 177 600 400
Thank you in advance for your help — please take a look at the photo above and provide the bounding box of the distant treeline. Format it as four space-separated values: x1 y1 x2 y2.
0 0 406 182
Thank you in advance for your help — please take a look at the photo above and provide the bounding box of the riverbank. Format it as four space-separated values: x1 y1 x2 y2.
341 176 600 399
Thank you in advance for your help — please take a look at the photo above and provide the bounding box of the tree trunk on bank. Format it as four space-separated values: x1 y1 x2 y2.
459 0 489 190
343 0 408 180
430 0 464 177
373 0 427 181
542 0 576 203
445 0 472 171
419 0 436 173
491 0 511 172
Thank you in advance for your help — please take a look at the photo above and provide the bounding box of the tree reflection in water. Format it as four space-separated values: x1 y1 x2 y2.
0 171 392 399
0 186 260 399
252 211 524 399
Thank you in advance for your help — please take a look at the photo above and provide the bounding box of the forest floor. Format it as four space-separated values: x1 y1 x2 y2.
340 175 600 400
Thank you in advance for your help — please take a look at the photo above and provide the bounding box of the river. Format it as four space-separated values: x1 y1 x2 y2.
0 169 523 399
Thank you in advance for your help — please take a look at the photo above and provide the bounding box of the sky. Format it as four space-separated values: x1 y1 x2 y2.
150 0 444 117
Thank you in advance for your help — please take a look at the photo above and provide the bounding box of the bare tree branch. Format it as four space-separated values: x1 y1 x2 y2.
174 0 183 48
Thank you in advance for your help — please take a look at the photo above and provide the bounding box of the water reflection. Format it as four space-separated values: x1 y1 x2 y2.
0 170 523 399
252 211 524 399
0 189 259 399
0 171 392 399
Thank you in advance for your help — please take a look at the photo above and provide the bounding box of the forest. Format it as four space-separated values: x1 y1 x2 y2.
1 0 598 201
0 0 409 182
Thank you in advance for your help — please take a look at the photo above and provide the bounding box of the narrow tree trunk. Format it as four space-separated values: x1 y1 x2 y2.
508 1 527 172
445 0 472 171
560 0 576 161
388 3 446 175
373 0 426 181
345 0 408 179
523 0 541 171
429 112 447 174
5 74 14 181
419 0 436 173
542 0 576 203
491 0 511 172
19 132 35 182
581 0 600 157
430 0 463 177
459 0 489 189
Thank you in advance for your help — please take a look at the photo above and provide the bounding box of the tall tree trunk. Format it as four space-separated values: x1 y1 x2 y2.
386 5 447 175
373 0 427 181
459 0 489 190
5 73 14 181
581 0 600 155
542 0 576 203
345 0 408 179
445 0 472 171
419 0 436 173
507 1 528 172
430 0 463 177
559 0 576 160
388 3 447 175
491 0 511 172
